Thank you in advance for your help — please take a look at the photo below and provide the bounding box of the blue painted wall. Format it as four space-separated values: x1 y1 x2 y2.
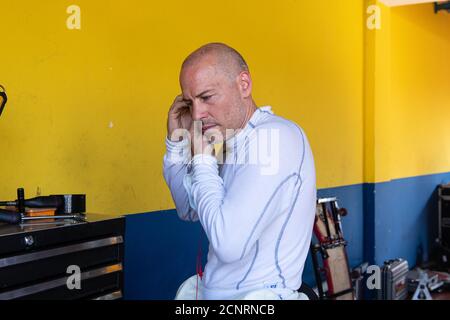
123 172 450 299
372 172 450 266
124 210 208 300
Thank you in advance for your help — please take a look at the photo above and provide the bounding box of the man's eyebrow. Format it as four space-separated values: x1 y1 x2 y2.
195 89 214 98
182 89 214 103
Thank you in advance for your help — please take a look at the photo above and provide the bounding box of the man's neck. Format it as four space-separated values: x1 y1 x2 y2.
238 99 257 131
222 99 257 157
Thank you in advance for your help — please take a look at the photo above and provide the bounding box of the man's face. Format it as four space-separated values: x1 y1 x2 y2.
179 56 246 140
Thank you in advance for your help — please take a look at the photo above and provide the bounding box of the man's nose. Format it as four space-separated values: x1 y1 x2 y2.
191 101 208 121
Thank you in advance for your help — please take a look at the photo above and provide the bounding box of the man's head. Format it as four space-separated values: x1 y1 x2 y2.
179 43 256 140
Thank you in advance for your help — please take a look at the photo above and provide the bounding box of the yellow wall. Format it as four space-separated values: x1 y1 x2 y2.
385 3 450 181
369 1 450 182
2 1 447 215
0 0 364 215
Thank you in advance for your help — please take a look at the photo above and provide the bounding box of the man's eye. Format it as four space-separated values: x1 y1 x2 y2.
201 95 212 101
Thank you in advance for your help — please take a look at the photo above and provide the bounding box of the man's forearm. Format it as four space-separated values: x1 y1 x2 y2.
163 137 198 221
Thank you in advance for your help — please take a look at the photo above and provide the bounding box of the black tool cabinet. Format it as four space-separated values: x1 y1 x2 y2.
0 214 125 300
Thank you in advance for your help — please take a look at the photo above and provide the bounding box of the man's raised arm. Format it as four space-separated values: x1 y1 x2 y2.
163 95 198 222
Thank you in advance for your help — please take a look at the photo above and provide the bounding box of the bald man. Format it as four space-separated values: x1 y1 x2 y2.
163 43 317 300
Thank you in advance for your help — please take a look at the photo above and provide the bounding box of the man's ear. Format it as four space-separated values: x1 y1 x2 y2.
238 71 252 98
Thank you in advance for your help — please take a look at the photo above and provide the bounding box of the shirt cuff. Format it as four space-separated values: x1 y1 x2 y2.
192 154 219 176
165 136 191 164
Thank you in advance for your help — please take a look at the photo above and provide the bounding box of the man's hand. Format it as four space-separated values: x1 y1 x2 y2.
167 95 193 141
167 94 215 156
190 121 215 157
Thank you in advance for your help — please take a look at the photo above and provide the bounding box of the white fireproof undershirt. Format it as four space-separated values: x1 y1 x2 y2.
163 106 317 300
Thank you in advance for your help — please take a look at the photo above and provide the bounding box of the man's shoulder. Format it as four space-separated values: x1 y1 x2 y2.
253 112 306 144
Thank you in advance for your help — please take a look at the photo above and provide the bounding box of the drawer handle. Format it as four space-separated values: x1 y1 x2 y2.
0 263 122 300
0 236 123 268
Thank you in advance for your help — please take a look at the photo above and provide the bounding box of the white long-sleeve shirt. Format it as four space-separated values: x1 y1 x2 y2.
163 106 316 300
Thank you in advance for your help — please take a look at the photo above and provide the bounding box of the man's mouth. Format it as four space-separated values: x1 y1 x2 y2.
202 124 218 133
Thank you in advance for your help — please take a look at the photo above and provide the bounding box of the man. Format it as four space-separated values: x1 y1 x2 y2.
163 43 316 300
